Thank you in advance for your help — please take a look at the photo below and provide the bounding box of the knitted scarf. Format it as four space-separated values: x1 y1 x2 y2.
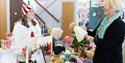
97 12 121 39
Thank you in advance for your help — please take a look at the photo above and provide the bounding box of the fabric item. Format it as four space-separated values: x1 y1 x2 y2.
122 39 125 63
86 59 93 63
55 43 63 47
90 17 125 63
21 4 32 15
50 28 63 40
64 50 70 55
12 19 42 61
97 12 121 39
53 45 65 55
52 38 64 52
73 26 88 42
50 55 64 63
18 61 25 63
63 36 73 46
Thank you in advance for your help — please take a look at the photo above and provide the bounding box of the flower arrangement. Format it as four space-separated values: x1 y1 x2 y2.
71 26 89 51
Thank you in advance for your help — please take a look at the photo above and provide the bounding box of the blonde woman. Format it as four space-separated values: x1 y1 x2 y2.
86 0 125 63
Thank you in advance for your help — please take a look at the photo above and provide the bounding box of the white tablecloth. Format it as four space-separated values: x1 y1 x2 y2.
0 49 17 63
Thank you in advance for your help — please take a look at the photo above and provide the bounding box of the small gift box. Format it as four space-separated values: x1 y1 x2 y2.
3 40 11 47
1 39 11 49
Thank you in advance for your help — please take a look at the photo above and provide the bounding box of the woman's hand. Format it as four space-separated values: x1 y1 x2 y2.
84 35 94 42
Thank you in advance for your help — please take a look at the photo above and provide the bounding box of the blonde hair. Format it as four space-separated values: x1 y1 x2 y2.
104 0 123 12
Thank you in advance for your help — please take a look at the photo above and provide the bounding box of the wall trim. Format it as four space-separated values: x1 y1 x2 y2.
63 0 74 2
6 0 10 32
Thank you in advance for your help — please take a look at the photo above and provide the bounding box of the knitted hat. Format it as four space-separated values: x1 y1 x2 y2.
53 44 65 55
21 4 32 15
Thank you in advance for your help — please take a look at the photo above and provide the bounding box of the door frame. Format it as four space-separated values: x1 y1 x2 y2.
6 0 10 32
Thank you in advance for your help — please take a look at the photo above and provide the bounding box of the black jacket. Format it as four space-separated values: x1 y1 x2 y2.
89 17 125 63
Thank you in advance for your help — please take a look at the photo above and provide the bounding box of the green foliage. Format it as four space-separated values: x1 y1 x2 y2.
71 36 89 51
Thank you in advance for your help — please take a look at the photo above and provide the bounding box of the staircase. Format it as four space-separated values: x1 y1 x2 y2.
23 0 62 36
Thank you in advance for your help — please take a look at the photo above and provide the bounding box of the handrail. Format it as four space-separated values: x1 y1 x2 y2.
35 0 59 23
35 13 46 24
37 0 58 14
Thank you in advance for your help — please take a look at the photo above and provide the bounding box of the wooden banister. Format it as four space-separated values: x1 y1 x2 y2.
35 13 46 24
35 0 59 23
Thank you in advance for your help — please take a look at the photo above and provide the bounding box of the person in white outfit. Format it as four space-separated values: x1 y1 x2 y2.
12 4 44 63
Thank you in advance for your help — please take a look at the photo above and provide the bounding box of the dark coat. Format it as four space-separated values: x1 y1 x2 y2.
89 17 125 63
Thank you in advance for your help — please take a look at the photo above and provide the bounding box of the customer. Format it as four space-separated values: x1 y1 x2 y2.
86 0 125 63
12 4 42 63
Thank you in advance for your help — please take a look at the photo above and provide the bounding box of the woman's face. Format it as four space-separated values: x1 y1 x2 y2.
103 0 112 17
26 10 35 20
103 4 111 17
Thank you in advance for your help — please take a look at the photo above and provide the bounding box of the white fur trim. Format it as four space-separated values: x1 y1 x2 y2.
55 44 63 47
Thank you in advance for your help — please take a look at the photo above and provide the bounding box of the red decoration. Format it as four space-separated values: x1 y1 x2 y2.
46 42 51 55
97 12 102 19
47 42 51 51
88 44 93 50
46 50 51 55
22 48 26 55
31 32 34 37
88 26 93 32
5 33 13 39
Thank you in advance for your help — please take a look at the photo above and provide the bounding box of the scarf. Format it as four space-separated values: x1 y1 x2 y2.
97 12 121 39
